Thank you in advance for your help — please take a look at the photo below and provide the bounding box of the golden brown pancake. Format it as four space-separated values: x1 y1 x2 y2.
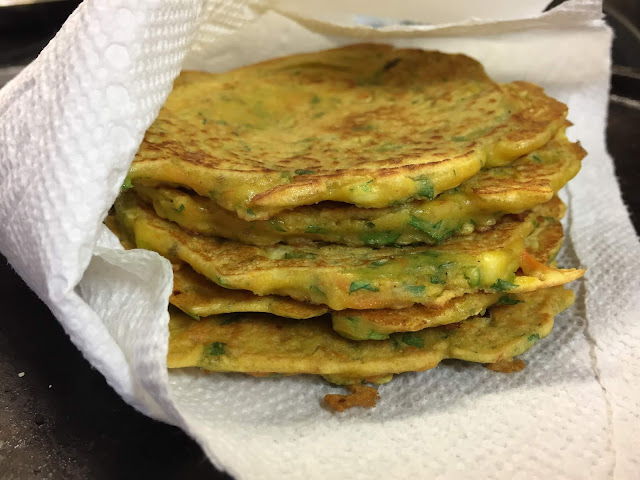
136 131 583 246
127 44 567 220
114 192 583 310
167 287 575 383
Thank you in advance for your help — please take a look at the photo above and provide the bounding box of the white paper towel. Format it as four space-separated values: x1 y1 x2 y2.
1 0 639 478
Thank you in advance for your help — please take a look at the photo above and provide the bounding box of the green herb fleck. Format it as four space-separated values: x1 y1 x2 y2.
360 179 374 191
527 333 540 342
452 136 467 142
491 279 518 291
532 154 542 164
310 285 326 297
405 285 426 295
464 267 481 287
349 281 379 293
497 295 524 306
206 342 226 356
345 316 359 327
197 112 208 125
246 208 256 216
175 204 185 213
361 231 400 246
370 259 389 268
414 176 435 200
269 220 286 232
408 216 452 243
368 331 388 340
402 332 424 349
185 311 200 321
312 112 325 119
295 169 315 175
121 178 133 191
311 95 321 104
430 275 445 284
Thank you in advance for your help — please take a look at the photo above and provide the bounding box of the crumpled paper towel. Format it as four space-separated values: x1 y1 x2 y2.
1 0 639 478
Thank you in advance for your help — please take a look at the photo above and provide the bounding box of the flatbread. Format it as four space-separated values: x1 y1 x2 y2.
127 44 567 220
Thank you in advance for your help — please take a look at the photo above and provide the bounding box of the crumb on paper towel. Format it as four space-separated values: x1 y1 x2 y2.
324 385 380 412
485 358 526 373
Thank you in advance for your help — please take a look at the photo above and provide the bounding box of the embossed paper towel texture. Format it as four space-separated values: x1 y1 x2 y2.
1 0 638 478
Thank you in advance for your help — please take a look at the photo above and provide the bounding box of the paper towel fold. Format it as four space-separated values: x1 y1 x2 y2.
1 0 639 478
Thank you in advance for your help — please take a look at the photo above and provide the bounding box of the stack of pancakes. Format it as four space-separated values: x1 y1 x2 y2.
107 44 585 398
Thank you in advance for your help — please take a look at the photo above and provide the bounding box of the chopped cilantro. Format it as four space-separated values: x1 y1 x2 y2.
246 208 256 216
295 169 315 175
349 281 379 293
310 285 326 297
345 316 359 326
121 178 133 191
430 275 445 284
370 259 389 268
532 154 542 164
368 331 388 340
175 204 185 213
360 179 374 191
464 267 481 287
497 295 524 306
361 231 400 246
405 285 426 295
402 332 424 348
207 342 226 356
527 333 540 342
491 279 518 291
413 176 435 200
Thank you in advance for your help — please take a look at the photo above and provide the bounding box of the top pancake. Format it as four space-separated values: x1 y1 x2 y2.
128 44 568 220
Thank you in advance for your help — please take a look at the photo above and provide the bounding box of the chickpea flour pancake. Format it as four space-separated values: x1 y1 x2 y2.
127 44 567 220
136 131 583 246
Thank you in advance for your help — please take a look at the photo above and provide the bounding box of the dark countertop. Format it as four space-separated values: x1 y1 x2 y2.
1 1 639 479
